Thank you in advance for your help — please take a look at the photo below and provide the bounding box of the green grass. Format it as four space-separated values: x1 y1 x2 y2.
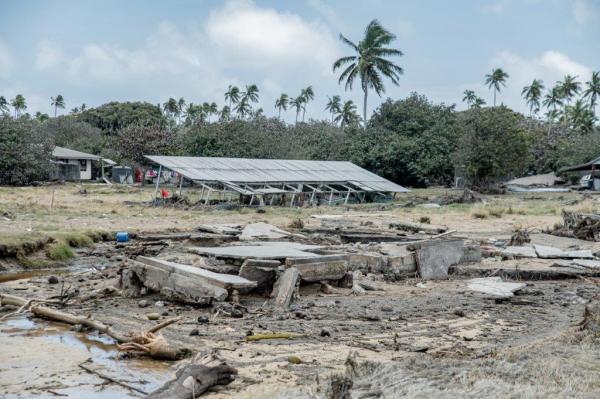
46 242 75 261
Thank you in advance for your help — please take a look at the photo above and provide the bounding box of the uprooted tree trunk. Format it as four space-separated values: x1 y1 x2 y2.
0 293 189 360
146 352 237 399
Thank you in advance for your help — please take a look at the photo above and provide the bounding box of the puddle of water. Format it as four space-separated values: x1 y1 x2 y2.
0 314 172 398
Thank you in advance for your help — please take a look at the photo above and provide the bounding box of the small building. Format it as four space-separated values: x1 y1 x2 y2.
560 156 600 190
52 146 114 181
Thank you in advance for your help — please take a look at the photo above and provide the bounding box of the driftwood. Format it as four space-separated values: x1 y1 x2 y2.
246 332 305 341
0 293 189 360
79 358 148 395
146 352 237 399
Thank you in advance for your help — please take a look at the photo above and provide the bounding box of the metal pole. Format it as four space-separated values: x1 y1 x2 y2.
153 165 162 199
178 175 184 196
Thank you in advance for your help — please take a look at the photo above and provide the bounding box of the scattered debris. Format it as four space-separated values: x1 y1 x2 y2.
467 277 526 298
273 267 299 308
415 240 464 280
509 226 531 246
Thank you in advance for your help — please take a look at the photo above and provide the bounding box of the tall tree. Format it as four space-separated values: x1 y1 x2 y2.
563 99 596 133
557 74 581 106
35 111 49 122
0 96 8 115
50 94 65 117
472 97 486 109
234 97 251 119
583 71 600 112
242 84 259 104
325 95 342 122
521 79 545 116
484 68 509 106
333 19 403 124
208 102 218 122
462 90 477 108
274 94 289 119
224 85 240 108
289 97 303 124
163 98 179 119
300 86 314 121
543 86 563 114
219 105 231 121
177 98 186 122
334 100 360 127
10 94 26 118
80 103 87 112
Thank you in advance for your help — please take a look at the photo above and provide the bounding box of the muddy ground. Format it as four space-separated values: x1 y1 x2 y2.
2 185 600 398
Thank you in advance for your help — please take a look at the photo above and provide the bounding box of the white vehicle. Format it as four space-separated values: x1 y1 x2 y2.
580 174 592 189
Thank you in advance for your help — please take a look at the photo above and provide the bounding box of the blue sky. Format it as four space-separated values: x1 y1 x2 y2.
0 0 598 121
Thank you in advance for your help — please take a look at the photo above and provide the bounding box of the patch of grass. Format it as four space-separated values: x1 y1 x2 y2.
46 242 74 261
488 208 505 218
419 216 431 224
288 218 305 229
59 232 94 248
472 210 488 219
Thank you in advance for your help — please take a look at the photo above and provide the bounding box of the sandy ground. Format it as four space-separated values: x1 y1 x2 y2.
1 184 600 397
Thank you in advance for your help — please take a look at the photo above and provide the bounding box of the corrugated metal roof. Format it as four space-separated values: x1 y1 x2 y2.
53 146 101 160
145 155 409 193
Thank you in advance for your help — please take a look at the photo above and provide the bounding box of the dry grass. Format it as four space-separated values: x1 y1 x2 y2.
472 210 488 219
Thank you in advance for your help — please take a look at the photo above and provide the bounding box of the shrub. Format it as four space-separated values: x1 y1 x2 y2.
472 210 488 219
46 242 74 261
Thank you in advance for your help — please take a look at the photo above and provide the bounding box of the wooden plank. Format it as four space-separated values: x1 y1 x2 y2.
137 256 257 290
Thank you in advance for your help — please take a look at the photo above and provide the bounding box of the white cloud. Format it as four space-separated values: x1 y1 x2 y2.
35 41 64 70
486 50 593 111
573 0 600 26
0 37 15 79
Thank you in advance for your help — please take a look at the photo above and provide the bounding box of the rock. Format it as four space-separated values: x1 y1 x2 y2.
363 311 381 321
161 311 169 316
47 276 59 284
320 328 331 337
288 356 302 364
197 315 210 324
453 308 465 317
467 277 526 298
138 299 150 308
190 329 200 336
146 312 160 320
380 305 393 312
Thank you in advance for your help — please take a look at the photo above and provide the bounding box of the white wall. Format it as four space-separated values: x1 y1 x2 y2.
61 159 92 180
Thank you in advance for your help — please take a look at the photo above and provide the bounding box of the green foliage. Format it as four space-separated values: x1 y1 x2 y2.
46 242 75 261
35 116 106 156
113 123 182 166
0 117 54 185
454 106 531 187
79 101 165 132
346 93 460 187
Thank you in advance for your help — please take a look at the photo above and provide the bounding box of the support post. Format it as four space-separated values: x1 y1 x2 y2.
178 175 184 196
153 165 162 199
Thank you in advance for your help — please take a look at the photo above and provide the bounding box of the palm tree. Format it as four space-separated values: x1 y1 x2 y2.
274 94 289 119
543 86 563 113
557 75 581 106
208 102 218 122
177 98 186 122
242 84 259 104
224 85 240 108
472 97 486 109
234 97 251 119
583 71 600 111
219 105 231 121
10 94 26 118
80 103 87 112
289 97 303 123
521 79 545 116
564 99 596 132
70 107 80 114
325 95 342 122
163 98 179 119
462 90 476 108
484 68 509 106
0 96 8 115
50 94 65 117
334 100 360 127
300 86 314 121
35 111 49 122
333 19 403 124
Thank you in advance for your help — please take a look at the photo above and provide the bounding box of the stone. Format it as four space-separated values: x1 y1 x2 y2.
415 240 464 280
197 315 209 324
47 275 59 284
467 277 526 298
146 312 160 320
138 299 150 308
189 329 200 336
320 328 331 337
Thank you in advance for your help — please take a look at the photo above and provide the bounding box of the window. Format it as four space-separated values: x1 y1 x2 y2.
79 159 87 171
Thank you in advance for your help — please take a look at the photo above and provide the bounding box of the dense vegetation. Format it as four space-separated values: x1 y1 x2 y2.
0 19 598 188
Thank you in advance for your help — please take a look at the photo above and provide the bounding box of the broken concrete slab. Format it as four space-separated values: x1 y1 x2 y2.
389 221 448 235
129 260 228 302
533 244 594 259
240 222 295 241
340 233 413 244
197 224 242 236
285 255 349 282
273 267 299 308
348 252 388 273
137 256 257 291
467 277 526 298
136 233 191 241
501 246 537 258
239 259 280 292
188 233 239 246
460 244 482 263
188 244 320 261
415 240 464 280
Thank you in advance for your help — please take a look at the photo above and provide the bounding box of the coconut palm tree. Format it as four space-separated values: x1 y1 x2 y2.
300 86 314 121
225 85 240 108
10 94 26 118
557 75 581 106
242 84 259 104
219 105 231 121
208 102 218 122
521 79 545 116
462 90 477 108
325 95 342 122
50 94 65 117
274 94 288 119
163 98 179 119
472 97 486 109
333 19 403 124
0 96 9 115
543 86 563 113
334 100 360 127
35 111 49 122
484 68 509 106
289 97 303 124
70 107 80 114
234 97 251 119
583 71 600 111
80 103 87 112
564 99 596 132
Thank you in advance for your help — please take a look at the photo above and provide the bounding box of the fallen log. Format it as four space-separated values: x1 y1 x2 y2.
0 293 189 360
146 353 237 399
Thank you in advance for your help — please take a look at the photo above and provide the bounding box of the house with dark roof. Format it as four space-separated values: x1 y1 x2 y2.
52 146 114 181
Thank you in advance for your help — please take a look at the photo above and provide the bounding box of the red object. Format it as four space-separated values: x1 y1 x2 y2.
135 168 142 183
161 188 170 198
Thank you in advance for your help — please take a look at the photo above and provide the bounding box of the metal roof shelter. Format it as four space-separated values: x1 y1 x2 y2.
560 156 600 173
53 146 102 160
145 155 408 206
